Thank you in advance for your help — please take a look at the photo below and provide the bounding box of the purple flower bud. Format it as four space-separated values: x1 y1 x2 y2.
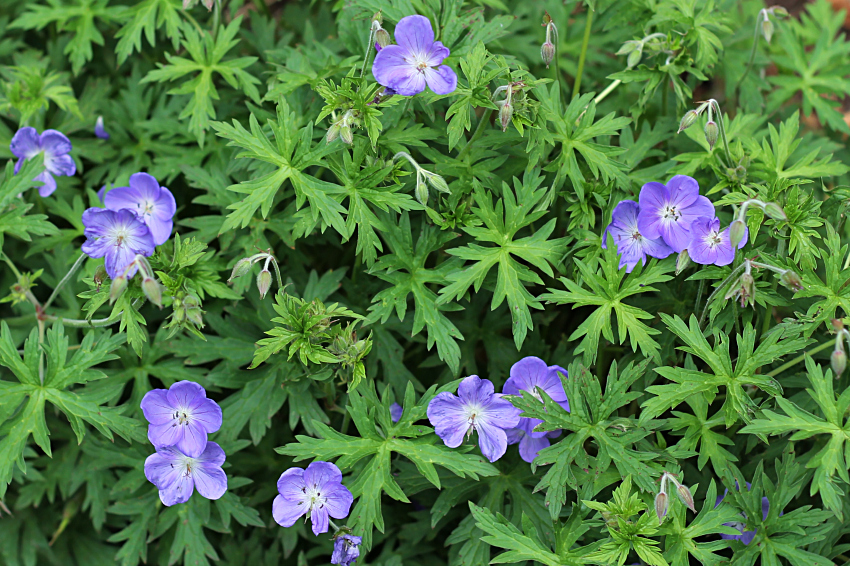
94 116 110 140
762 202 787 221
228 258 253 282
655 491 669 524
729 219 747 248
375 28 390 49
142 277 163 308
541 41 555 68
678 110 699 133
331 533 362 566
704 120 719 150
109 275 127 304
726 273 755 308
778 270 803 292
831 349 846 377
257 269 272 299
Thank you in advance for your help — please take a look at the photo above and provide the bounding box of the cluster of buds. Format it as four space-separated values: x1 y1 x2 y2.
493 81 529 133
831 319 850 377
110 254 164 308
370 12 391 50
326 110 358 145
171 292 204 328
617 32 670 69
729 199 787 248
655 471 696 524
758 6 788 43
1 269 42 307
725 258 803 309
540 12 557 69
678 99 723 151
392 151 450 205
228 250 283 299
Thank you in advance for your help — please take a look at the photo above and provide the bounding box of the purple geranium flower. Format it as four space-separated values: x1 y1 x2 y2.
503 357 570 463
104 172 176 246
390 403 403 423
637 175 715 253
715 482 770 545
331 533 363 566
141 381 223 458
95 116 110 140
602 200 674 272
144 441 227 506
427 375 521 462
687 216 748 266
273 461 353 536
81 208 156 279
372 15 457 96
10 127 76 197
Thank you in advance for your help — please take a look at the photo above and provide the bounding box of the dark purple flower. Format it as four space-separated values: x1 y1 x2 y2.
687 216 748 266
141 381 223 458
637 175 715 253
390 403 403 422
331 533 363 566
81 208 155 279
372 15 457 96
602 200 674 272
272 461 353 536
715 483 770 545
104 172 176 246
144 441 227 506
426 375 521 462
95 116 110 140
503 357 569 463
10 127 76 197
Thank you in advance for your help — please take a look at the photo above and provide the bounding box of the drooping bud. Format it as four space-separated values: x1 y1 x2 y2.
228 257 253 283
761 17 774 43
375 28 391 49
142 277 163 308
541 41 555 69
676 249 691 275
675 483 697 513
627 45 643 69
831 349 846 377
183 294 203 327
778 270 803 292
426 172 451 194
729 220 747 248
704 120 719 150
678 110 699 133
109 276 127 304
415 178 429 206
326 123 340 144
202 0 213 9
499 102 513 132
340 125 353 145
655 492 669 525
771 6 788 17
93 265 108 291
257 269 272 299
762 201 787 221
833 318 845 333
738 273 755 308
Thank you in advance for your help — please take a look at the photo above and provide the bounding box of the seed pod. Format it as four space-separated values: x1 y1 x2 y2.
763 202 787 221
778 270 804 292
704 120 719 150
655 492 669 525
616 40 640 55
499 102 513 132
832 349 846 377
541 41 555 69
676 484 697 513
142 277 163 308
676 249 691 275
109 276 127 304
257 269 272 299
228 257 253 283
678 110 699 133
729 220 747 248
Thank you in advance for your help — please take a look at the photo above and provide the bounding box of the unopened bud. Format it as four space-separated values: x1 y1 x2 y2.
655 492 669 524
627 45 643 69
427 173 450 194
541 41 555 68
771 6 788 17
739 273 755 307
733 165 747 182
371 11 383 24
202 0 213 9
761 18 774 43
676 249 691 275
375 28 391 49
542 11 552 25
326 124 340 144
228 258 253 283
616 40 640 55
676 484 697 513
778 270 803 292
109 276 127 304
704 120 719 150
93 265 108 290
257 269 272 299
729 220 747 248
833 318 845 333
832 349 846 377
415 179 429 206
678 110 699 133
762 202 787 221
499 102 513 132
142 277 163 308
340 125 353 145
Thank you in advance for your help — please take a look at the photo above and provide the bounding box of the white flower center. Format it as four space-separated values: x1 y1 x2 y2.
661 205 681 222
464 402 485 438
630 229 643 242
110 226 132 247
138 200 155 217
300 482 328 511
172 454 195 479
172 406 193 427
703 230 722 249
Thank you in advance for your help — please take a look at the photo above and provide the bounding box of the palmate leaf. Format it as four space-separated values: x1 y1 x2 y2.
468 503 561 566
442 41 501 151
540 234 673 366
210 98 347 235
276 382 499 548
0 322 143 499
437 171 568 349
114 0 182 65
798 223 850 324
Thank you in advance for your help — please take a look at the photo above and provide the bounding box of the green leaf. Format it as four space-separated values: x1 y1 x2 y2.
114 0 182 65
468 502 561 566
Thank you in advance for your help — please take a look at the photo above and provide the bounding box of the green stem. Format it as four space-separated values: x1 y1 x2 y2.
456 109 493 160
694 278 705 315
211 0 221 40
767 339 834 377
572 8 594 99
761 233 786 336
43 299 144 328
715 107 734 167
43 253 87 310
733 12 762 99
1 254 22 280
593 80 621 105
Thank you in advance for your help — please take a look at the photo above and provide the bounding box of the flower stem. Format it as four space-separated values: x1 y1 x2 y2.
572 7 594 99
733 11 763 100
766 339 834 377
43 299 145 328
328 519 340 533
456 109 493 160
43 253 87 310
593 80 622 105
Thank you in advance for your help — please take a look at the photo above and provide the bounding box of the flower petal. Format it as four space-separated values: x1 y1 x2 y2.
423 40 450 67
176 422 208 458
39 130 72 157
192 463 227 500
144 449 182 489
304 461 343 489
104 185 146 215
482 395 521 430
167 381 206 409
475 421 508 462
35 171 57 197
504 356 548 397
424 65 457 95
372 45 424 96
44 153 75 177
276 468 307 500
322 483 353 519
10 127 40 160
154 186 177 221
637 182 668 240
196 441 226 467
159 473 195 506
146 216 173 246
426 393 469 448
141 389 175 425
394 15 435 59
188 396 222 434
273 494 307 527
310 505 330 535
518 433 550 463
148 420 183 449
457 375 494 405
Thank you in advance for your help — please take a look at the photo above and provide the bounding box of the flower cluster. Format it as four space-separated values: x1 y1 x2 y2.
604 175 747 272
10 127 76 197
141 381 226 506
427 357 569 463
82 172 176 279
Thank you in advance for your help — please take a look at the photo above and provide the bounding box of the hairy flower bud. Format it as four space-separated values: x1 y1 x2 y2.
426 172 451 194
340 124 353 145
142 277 163 308
257 269 272 299
704 120 719 150
778 270 803 292
109 276 127 304
676 484 697 513
655 492 669 525
541 41 555 69
761 18 774 43
762 202 787 221
676 249 691 275
729 220 747 248
499 102 513 132
832 349 846 377
326 124 340 144
627 45 643 69
415 178 429 206
375 28 391 49
228 257 253 283
678 110 699 133
771 6 788 17
739 273 755 307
